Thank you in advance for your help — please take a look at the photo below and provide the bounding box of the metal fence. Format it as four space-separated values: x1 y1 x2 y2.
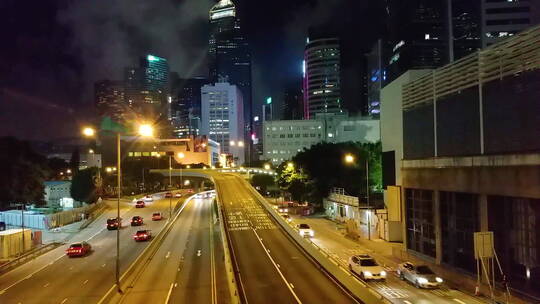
0 201 106 230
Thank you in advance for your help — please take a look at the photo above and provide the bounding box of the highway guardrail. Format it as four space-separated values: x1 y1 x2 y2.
240 178 391 304
0 242 61 275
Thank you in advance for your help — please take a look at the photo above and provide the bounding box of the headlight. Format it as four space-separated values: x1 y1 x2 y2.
380 271 387 277
309 230 314 236
364 271 372 277
436 277 443 283
417 277 428 284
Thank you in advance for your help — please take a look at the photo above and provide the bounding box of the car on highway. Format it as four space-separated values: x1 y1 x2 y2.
397 262 443 288
278 207 288 213
131 216 143 226
135 200 145 208
297 223 314 238
106 217 121 230
66 242 92 257
133 230 152 242
165 192 172 198
186 189 194 194
174 193 182 198
348 254 387 281
282 214 292 223
144 195 153 202
152 212 163 221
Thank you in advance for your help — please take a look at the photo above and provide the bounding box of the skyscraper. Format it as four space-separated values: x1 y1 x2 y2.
94 80 126 123
386 0 449 83
201 82 244 165
303 36 342 119
208 0 252 137
482 0 540 47
282 86 303 120
124 54 170 126
170 76 208 138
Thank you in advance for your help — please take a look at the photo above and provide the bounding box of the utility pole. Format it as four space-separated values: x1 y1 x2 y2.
366 157 371 241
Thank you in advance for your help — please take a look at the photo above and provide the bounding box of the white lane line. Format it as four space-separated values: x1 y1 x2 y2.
0 254 66 294
165 251 171 259
43 282 50 288
197 249 202 257
403 301 412 304
69 266 74 270
101 263 106 267
60 298 68 304
82 279 89 285
453 299 466 304
164 283 174 304
252 228 302 304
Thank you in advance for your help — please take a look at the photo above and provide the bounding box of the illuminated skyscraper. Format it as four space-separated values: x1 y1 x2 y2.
94 80 126 123
208 0 252 139
124 54 170 125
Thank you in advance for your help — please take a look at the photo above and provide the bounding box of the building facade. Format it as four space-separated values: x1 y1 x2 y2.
303 37 342 119
170 76 208 138
125 136 220 167
381 26 540 297
94 80 126 123
44 181 78 209
482 0 540 47
263 113 380 165
208 0 252 140
201 82 244 164
124 54 170 127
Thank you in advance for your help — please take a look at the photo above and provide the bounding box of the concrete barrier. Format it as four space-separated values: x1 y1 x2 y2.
240 178 391 304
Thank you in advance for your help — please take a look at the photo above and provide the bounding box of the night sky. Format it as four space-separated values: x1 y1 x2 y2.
0 0 386 141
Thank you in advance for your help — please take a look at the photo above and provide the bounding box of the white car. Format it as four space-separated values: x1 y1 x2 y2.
282 214 292 223
278 207 288 213
144 195 153 202
297 223 314 237
397 262 443 288
348 254 387 281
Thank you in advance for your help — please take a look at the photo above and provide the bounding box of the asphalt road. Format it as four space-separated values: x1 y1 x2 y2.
119 192 229 304
292 216 487 304
0 193 184 304
214 174 360 304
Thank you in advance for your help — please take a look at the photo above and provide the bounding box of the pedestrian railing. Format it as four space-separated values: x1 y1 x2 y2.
0 242 61 275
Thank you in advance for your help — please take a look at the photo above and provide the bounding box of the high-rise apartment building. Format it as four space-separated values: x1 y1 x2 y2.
303 36 342 119
208 0 252 138
201 82 244 164
124 54 170 125
94 80 125 123
482 0 540 47
170 76 208 138
282 86 303 120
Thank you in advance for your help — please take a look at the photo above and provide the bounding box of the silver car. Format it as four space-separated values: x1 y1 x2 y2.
397 262 443 288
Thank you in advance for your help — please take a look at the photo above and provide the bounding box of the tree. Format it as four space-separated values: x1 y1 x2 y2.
69 147 80 175
251 174 275 193
70 167 98 204
0 137 48 209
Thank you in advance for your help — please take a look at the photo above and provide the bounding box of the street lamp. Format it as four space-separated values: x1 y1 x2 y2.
82 123 153 293
264 163 271 170
287 162 294 169
344 153 371 240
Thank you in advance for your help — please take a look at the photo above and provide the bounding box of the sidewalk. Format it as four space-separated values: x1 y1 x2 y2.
295 214 529 304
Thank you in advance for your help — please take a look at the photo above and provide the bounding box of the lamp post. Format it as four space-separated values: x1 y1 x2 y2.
344 153 371 240
82 123 153 293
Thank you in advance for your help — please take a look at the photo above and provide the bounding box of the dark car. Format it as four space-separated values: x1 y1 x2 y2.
131 216 143 226
133 230 152 242
107 218 121 230
66 242 91 257
135 200 145 208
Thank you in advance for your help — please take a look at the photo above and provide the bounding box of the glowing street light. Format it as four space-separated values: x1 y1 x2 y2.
138 124 154 137
177 152 185 159
184 180 190 186
66 169 72 174
89 149 94 154
230 140 236 146
82 127 95 137
287 162 294 169
238 141 244 147
106 167 113 173
344 154 355 164
264 164 271 170
186 165 191 169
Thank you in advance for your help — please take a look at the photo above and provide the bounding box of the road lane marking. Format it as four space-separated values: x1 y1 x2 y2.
69 266 74 270
165 251 171 259
83 279 89 285
43 282 50 288
252 228 302 304
60 298 68 304
197 249 202 257
101 263 106 267
453 300 466 304
164 283 174 304
403 301 412 304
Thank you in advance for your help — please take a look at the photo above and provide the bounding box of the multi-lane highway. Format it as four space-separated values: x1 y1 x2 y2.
118 192 229 304
214 173 360 304
0 194 184 304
